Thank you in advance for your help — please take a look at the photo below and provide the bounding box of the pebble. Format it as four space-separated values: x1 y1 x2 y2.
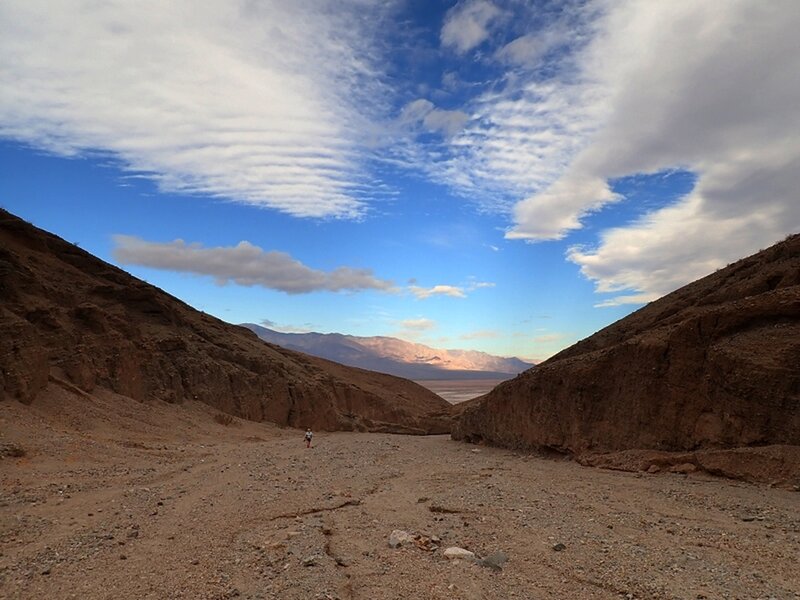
388 529 414 548
552 543 566 552
443 547 475 560
478 551 508 570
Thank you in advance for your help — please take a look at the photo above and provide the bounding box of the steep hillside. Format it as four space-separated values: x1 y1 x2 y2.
454 234 800 458
0 209 451 433
243 324 532 380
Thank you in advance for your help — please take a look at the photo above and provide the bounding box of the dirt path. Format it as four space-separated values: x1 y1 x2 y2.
2 389 800 599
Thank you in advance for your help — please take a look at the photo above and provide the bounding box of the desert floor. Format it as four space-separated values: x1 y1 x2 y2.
2 386 799 600
413 380 507 404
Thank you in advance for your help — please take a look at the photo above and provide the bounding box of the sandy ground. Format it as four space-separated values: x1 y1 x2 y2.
2 386 800 600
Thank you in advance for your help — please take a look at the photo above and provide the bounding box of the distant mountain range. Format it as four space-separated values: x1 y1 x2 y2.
242 324 533 381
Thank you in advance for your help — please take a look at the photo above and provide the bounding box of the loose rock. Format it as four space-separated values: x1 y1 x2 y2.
388 529 414 548
478 551 508 570
443 546 475 560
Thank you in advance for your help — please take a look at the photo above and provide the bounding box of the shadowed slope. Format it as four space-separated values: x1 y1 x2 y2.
0 209 451 433
454 234 800 456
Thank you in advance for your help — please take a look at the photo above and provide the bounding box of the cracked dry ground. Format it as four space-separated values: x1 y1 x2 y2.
2 392 800 600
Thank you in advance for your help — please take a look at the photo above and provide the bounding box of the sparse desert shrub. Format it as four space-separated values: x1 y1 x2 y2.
214 412 234 426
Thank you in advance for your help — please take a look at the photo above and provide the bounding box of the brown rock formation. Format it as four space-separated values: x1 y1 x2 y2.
0 209 451 433
453 234 800 456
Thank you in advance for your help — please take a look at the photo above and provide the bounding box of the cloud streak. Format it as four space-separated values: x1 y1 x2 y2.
399 99 469 138
113 235 395 294
427 1 800 304
409 285 467 300
398 318 436 331
554 1 800 304
0 0 393 218
441 0 503 54
409 280 494 300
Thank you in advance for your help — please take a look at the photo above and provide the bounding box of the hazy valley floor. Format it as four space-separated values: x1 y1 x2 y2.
2 387 799 600
413 379 507 404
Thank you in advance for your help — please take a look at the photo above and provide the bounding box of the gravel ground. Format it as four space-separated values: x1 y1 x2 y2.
2 388 799 600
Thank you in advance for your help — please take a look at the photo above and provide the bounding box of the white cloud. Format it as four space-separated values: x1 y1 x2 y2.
495 27 569 67
399 318 436 331
408 279 494 300
112 235 395 294
410 285 467 300
0 0 394 218
551 1 800 303
428 0 800 302
441 0 503 54
416 75 607 215
259 319 315 334
399 99 469 138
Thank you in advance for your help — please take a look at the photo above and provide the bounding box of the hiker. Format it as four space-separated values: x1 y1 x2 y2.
304 428 313 448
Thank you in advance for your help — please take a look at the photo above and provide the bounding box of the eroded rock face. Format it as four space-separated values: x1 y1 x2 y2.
453 234 800 454
0 210 451 433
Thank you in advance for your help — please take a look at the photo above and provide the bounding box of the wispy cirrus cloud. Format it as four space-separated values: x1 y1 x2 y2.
0 0 395 219
410 285 466 300
398 318 437 331
409 279 494 300
399 99 469 138
259 319 315 334
427 1 800 305
113 235 395 294
441 0 504 54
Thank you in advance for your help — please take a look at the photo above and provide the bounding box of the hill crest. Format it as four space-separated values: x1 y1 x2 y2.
0 209 452 433
242 324 532 381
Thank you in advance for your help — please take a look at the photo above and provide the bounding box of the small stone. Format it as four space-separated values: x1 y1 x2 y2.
552 543 566 552
191 559 199 565
741 516 756 522
647 464 661 474
120 554 127 560
41 568 51 575
388 529 414 548
479 551 508 570
443 547 475 560
302 555 319 567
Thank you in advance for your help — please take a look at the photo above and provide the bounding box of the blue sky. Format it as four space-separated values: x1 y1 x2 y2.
1 1 798 361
